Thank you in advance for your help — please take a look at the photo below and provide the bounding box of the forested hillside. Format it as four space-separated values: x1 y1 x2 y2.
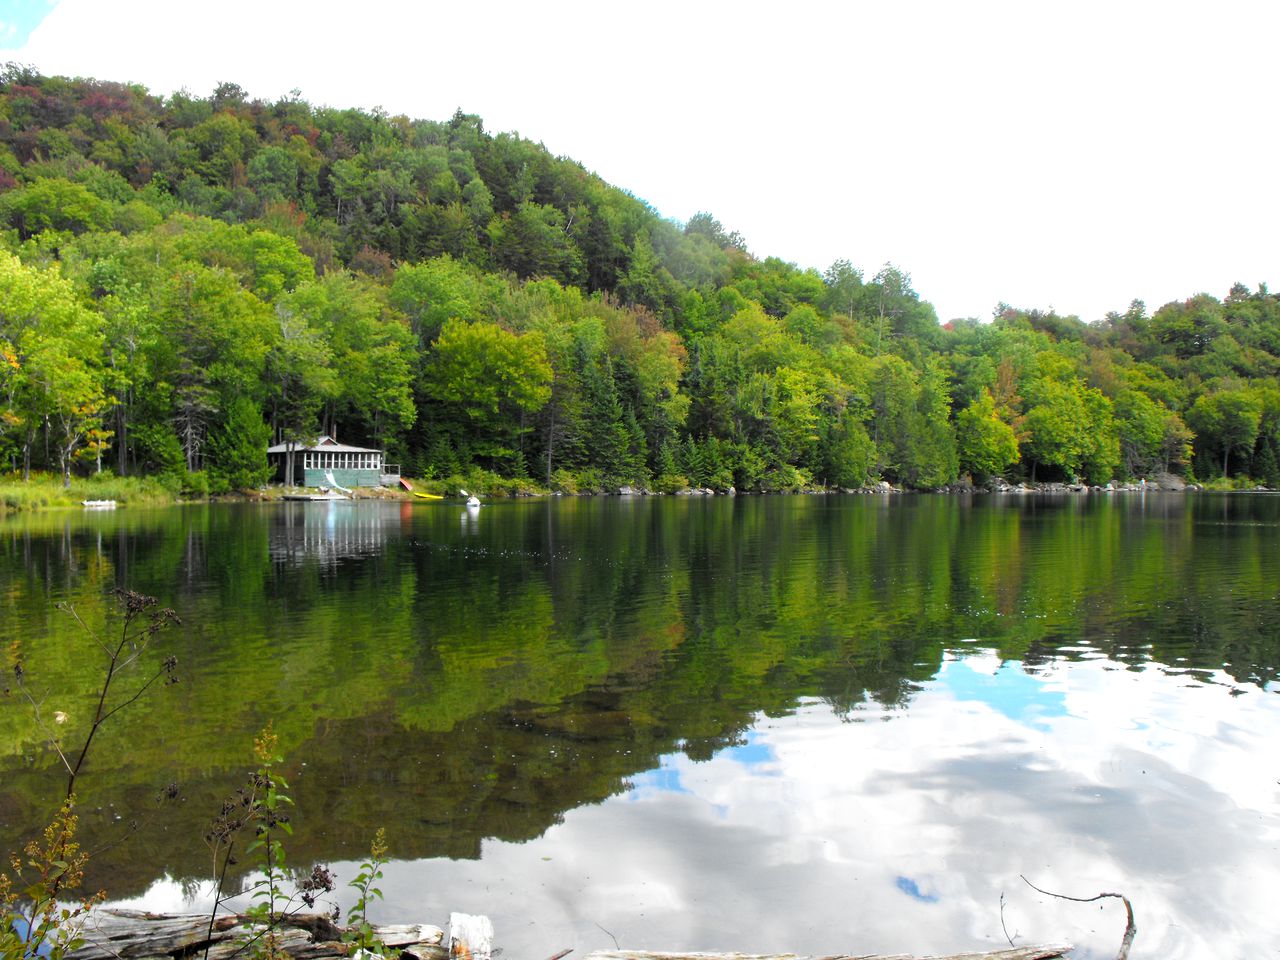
3 66 1279 493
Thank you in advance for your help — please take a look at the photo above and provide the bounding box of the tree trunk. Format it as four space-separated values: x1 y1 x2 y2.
116 401 128 476
22 426 34 481
545 404 556 483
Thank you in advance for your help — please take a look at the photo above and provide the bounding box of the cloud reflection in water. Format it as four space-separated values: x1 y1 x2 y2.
122 649 1278 959
371 649 1280 959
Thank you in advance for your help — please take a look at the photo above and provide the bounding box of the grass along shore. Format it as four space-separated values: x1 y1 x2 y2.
2 468 1267 517
0 472 179 514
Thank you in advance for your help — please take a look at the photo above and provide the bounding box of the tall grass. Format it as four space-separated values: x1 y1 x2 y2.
0 472 177 514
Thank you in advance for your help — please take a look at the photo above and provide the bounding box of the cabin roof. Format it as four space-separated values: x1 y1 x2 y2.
266 435 382 455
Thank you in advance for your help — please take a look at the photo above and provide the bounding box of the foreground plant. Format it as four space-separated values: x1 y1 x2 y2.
0 801 102 960
203 725 335 960
345 828 389 955
1 589 180 959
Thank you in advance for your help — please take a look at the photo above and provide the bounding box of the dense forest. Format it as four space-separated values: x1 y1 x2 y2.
2 65 1279 494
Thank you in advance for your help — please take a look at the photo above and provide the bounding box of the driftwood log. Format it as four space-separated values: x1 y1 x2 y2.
64 910 1070 960
66 909 449 960
580 949 1072 960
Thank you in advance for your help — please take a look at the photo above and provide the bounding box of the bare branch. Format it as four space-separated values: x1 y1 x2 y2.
594 923 620 950
97 668 166 726
14 672 75 777
62 602 114 658
1000 890 1019 948
1021 875 1136 960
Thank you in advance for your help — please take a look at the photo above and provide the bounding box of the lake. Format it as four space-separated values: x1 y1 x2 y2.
1 493 1278 959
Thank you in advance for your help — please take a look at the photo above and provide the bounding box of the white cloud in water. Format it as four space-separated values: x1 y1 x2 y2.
117 653 1279 958
8 0 1280 323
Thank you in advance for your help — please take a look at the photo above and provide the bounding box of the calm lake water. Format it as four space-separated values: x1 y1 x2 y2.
2 494 1278 958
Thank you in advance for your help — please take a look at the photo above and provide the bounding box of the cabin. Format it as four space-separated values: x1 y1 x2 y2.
266 435 400 488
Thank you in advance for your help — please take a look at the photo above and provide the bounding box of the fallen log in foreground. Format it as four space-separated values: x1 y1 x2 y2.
66 909 451 960
65 909 1070 960
582 949 1072 960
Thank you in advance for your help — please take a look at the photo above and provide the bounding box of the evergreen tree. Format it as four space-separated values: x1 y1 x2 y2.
207 396 273 491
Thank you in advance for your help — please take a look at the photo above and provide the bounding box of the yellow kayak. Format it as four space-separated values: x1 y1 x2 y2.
412 491 444 500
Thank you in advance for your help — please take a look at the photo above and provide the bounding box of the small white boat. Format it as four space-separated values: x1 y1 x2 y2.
81 499 117 509
459 488 482 507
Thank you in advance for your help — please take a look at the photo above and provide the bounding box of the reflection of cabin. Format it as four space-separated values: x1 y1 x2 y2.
268 501 408 564
266 436 399 488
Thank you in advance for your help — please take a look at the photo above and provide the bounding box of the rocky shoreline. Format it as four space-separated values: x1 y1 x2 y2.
273 472 1278 503
598 471 1275 497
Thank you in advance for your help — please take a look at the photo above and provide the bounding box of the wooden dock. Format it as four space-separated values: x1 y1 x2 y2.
62 910 1071 960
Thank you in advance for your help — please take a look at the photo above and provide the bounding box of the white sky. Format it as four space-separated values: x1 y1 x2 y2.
4 0 1279 322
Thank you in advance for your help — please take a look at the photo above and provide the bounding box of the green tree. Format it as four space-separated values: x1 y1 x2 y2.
246 146 300 204
266 297 337 464
868 356 956 487
0 251 107 482
1187 388 1263 477
280 273 414 449
0 178 113 239
426 318 552 471
956 391 1020 481
1114 389 1190 477
207 396 273 491
822 412 877 488
389 256 502 344
488 201 584 284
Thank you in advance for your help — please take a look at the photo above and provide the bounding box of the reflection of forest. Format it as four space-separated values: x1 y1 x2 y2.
1 495 1278 900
